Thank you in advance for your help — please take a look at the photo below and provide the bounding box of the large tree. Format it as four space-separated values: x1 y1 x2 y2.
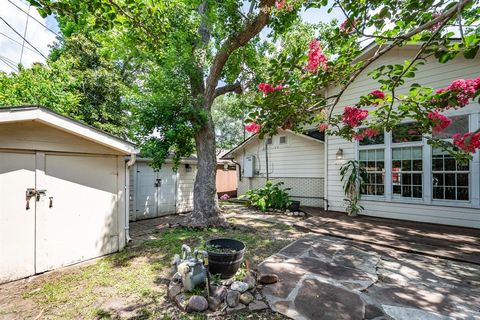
29 0 479 227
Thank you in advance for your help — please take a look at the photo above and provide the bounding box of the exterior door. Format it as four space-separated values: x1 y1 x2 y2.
0 152 36 283
135 163 176 219
35 154 118 273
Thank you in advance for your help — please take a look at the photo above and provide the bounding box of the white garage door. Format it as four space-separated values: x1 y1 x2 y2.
0 152 119 283
0 152 36 283
135 162 176 219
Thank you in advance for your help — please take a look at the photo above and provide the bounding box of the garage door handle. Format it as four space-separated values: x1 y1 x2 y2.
49 197 53 208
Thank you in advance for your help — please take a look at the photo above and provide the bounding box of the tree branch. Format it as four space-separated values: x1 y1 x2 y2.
214 82 243 98
204 0 276 107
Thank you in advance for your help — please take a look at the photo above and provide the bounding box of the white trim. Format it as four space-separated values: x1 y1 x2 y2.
0 107 137 155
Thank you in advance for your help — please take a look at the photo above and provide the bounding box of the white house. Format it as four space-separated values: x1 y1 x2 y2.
225 43 480 229
0 106 136 284
222 129 326 207
129 157 197 221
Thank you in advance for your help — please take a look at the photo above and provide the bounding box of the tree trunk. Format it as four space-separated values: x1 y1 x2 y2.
182 113 227 227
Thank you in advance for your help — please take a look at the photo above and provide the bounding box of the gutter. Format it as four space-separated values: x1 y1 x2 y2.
125 153 136 243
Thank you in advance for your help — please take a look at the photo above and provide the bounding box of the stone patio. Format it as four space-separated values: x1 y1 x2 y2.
258 234 480 320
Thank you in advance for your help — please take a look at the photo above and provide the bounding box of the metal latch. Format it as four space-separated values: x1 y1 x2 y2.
36 190 47 201
154 178 162 187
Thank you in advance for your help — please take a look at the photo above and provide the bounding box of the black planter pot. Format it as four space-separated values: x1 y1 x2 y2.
288 200 301 211
206 238 245 279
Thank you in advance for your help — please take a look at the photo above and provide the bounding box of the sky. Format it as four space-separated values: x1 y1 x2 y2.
0 0 344 73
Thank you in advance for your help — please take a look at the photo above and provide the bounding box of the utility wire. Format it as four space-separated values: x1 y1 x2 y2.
20 4 31 64
6 0 60 37
0 16 47 59
0 55 18 72
0 31 40 56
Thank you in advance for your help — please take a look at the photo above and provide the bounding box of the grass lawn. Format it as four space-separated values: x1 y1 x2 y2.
0 207 301 319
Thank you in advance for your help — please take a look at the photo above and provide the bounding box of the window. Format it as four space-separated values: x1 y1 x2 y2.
359 149 385 195
359 129 385 146
279 136 287 144
392 122 422 143
433 115 469 139
432 149 469 201
392 147 423 198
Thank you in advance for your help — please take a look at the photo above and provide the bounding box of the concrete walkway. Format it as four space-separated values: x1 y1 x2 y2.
258 234 480 320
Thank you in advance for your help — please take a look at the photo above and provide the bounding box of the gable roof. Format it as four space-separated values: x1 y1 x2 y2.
221 129 324 159
0 106 137 155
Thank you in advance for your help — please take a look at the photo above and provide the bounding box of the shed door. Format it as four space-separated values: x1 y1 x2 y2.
0 152 36 283
135 163 176 219
35 154 118 273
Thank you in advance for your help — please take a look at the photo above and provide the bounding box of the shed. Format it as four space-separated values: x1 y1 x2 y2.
0 106 136 284
129 157 197 221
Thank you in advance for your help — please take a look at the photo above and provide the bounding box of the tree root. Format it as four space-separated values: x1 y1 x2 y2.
173 211 230 229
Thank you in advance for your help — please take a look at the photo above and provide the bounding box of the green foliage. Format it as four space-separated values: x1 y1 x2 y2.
241 181 292 212
340 160 364 217
0 34 133 138
212 95 248 152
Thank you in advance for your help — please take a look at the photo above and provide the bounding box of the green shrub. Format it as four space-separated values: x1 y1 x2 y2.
240 181 291 212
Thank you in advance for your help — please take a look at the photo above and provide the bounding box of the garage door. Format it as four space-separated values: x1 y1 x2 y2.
135 162 176 219
0 152 119 283
35 154 118 273
0 152 36 283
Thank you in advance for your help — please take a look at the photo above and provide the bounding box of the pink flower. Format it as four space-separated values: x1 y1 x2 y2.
342 106 369 127
305 39 328 72
370 90 385 100
340 19 357 33
353 128 379 141
427 111 452 133
275 0 285 9
220 194 230 200
319 123 329 132
245 122 262 134
258 82 283 95
434 78 479 109
453 132 480 153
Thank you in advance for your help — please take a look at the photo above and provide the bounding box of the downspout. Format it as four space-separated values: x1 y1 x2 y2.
232 159 242 181
265 140 269 181
125 154 136 243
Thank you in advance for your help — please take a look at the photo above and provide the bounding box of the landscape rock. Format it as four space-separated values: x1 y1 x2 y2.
258 274 279 284
222 278 235 286
211 285 227 300
168 283 182 299
249 300 268 312
226 303 247 314
239 292 255 305
230 281 249 292
243 274 256 290
187 295 208 312
174 293 187 312
207 296 222 312
226 290 240 307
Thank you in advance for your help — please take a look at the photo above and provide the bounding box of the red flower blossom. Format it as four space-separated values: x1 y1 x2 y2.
319 123 329 132
275 0 285 9
427 111 452 133
453 132 480 153
245 122 262 134
340 19 357 33
342 106 369 127
305 39 328 72
353 128 379 141
258 83 283 95
370 90 385 100
435 78 480 109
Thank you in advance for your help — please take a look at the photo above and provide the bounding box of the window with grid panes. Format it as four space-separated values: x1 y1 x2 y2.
392 146 423 198
432 149 470 201
359 149 385 196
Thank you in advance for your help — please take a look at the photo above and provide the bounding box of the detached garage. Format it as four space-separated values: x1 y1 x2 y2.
129 158 197 221
0 106 136 284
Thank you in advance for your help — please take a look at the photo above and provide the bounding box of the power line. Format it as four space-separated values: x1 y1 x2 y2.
0 31 41 56
6 0 60 37
0 15 47 59
20 4 31 64
0 55 18 72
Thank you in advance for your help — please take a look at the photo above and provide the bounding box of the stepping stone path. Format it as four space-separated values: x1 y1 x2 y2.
259 234 480 320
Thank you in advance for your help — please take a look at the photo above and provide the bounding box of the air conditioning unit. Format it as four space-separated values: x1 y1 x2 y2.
244 155 255 177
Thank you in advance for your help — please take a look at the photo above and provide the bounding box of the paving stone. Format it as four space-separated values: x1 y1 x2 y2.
226 303 247 314
382 305 454 320
278 237 318 257
291 257 375 282
226 290 240 307
364 304 385 319
294 279 364 320
260 262 304 299
249 300 268 312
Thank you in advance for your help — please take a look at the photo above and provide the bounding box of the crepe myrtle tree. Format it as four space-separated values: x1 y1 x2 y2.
249 0 480 161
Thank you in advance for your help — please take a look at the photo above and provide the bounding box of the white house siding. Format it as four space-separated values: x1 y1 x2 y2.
326 46 480 228
234 131 325 207
176 164 196 213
